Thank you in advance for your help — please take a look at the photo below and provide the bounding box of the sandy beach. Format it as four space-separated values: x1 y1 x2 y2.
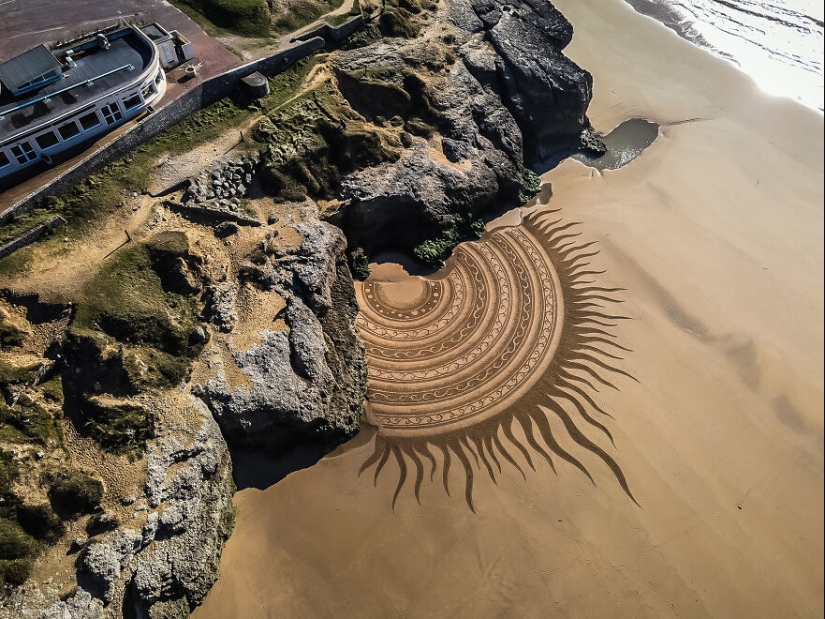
193 0 824 617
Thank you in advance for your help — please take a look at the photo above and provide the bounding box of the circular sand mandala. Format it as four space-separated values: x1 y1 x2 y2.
358 226 563 435
356 211 636 511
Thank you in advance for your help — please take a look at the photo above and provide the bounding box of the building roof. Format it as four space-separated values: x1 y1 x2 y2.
0 27 157 144
0 45 62 95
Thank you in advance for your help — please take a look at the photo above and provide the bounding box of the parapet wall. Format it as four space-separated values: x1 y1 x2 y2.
0 16 363 223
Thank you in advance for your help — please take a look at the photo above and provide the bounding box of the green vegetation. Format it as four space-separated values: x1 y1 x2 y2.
17 504 65 545
348 248 371 280
328 0 362 25
273 0 345 33
378 8 420 38
0 395 61 446
38 376 63 403
71 239 201 358
78 397 155 455
413 216 486 268
0 319 24 350
171 0 271 37
48 470 103 519
0 452 64 587
67 234 207 399
519 169 543 204
255 85 400 201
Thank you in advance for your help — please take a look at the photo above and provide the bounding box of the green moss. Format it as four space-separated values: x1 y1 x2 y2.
257 85 399 201
519 169 543 203
379 9 420 38
348 248 370 280
341 20 381 49
17 504 65 544
71 242 201 359
273 0 345 33
49 471 103 518
170 0 271 37
38 376 64 403
0 397 61 446
76 397 155 456
0 557 34 587
413 216 486 268
0 319 24 350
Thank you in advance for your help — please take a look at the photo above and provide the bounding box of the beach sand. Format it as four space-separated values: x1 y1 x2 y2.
193 1 824 617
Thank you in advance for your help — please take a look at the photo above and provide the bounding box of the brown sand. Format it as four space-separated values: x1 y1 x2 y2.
194 0 824 617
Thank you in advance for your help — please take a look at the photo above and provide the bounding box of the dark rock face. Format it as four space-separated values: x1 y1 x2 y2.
194 203 367 452
330 0 602 257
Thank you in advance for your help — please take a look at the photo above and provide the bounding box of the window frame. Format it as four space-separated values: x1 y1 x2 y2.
58 121 81 141
35 131 60 151
79 111 101 131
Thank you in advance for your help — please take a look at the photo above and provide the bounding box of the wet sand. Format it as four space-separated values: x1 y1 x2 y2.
194 0 824 617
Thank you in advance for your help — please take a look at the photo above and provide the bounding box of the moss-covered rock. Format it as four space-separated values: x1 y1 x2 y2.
257 87 400 202
0 318 24 350
76 396 155 455
49 471 103 518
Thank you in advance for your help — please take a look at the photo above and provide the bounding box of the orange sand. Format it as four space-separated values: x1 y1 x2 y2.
194 0 824 617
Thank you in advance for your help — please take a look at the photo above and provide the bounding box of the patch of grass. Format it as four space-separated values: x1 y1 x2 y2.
256 85 399 202
0 396 61 446
17 504 65 544
378 8 420 38
48 471 103 519
76 396 155 456
0 452 39 588
273 0 345 33
519 169 542 203
0 319 24 350
38 376 64 403
71 242 201 359
170 0 271 37
413 216 485 268
260 56 321 114
348 248 370 280
341 20 381 49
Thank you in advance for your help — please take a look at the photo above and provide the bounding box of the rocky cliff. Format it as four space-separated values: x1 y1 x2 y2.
327 0 602 259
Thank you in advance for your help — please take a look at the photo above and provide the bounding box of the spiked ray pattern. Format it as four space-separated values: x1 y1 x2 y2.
355 211 637 511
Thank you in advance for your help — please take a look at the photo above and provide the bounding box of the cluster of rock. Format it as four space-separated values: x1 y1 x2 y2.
184 156 259 212
1 396 234 619
330 0 603 256
195 201 367 452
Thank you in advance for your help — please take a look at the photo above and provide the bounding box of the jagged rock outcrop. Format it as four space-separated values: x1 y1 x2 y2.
0 396 234 619
330 0 601 256
194 202 367 452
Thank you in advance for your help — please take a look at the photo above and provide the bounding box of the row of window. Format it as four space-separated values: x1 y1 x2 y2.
1 70 164 172
1 100 130 168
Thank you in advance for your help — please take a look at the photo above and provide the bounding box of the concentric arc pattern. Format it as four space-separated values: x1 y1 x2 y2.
355 211 637 511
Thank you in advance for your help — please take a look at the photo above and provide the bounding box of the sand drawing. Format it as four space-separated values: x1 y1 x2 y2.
355 210 637 511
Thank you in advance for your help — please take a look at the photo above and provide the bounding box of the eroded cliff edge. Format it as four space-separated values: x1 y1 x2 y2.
0 0 598 615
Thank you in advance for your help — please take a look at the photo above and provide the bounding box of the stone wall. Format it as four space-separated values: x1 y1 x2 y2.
0 16 364 224
0 216 64 259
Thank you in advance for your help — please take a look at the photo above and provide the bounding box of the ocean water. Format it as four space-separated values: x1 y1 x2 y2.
624 0 824 111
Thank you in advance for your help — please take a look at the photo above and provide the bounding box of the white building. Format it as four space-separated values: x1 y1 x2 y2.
0 23 190 184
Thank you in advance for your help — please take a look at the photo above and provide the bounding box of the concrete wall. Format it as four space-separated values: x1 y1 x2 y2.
0 216 65 260
0 16 364 224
